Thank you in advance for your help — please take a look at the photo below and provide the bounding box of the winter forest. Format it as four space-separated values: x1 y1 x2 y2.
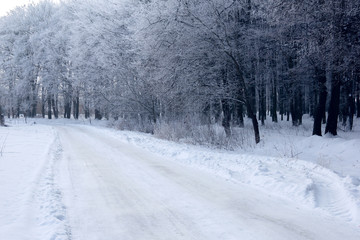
0 0 360 144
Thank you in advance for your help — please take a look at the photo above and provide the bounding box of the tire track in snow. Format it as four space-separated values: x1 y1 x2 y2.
308 166 360 224
28 130 72 240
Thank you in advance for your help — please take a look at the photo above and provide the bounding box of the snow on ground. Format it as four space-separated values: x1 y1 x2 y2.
0 116 360 239
0 119 70 239
254 115 360 180
90 120 360 226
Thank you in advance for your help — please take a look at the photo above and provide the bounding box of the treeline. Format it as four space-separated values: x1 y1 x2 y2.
0 0 359 143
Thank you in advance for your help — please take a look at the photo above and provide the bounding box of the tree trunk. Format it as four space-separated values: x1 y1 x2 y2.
258 82 266 125
271 78 278 123
298 88 303 125
41 101 45 118
248 84 256 119
279 85 285 121
0 106 4 126
246 100 260 144
16 100 20 118
41 87 46 118
287 109 290 121
340 87 348 127
47 94 52 120
226 52 260 143
356 94 360 118
85 100 90 119
52 95 59 119
348 94 355 131
73 94 79 120
309 79 317 118
291 89 303 126
325 73 341 135
64 101 71 119
290 98 297 126
312 68 327 136
30 79 38 118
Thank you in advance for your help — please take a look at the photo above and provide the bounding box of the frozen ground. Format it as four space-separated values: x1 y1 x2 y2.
0 117 359 239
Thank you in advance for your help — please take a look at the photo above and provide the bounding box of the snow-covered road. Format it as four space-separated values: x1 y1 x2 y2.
55 125 360 240
1 122 359 239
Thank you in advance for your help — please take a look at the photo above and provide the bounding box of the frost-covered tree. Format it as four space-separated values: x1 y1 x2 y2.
0 0 359 144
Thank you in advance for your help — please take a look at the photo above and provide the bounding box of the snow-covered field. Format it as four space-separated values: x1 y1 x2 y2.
0 117 359 239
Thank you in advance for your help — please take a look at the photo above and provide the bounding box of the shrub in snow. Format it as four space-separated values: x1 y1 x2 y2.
153 121 254 150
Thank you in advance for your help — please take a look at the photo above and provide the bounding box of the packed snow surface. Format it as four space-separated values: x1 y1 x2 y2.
0 118 359 239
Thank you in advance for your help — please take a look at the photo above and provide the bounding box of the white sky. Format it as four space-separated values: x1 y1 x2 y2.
0 0 49 17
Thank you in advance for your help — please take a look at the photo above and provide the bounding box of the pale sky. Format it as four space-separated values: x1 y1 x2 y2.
0 0 46 17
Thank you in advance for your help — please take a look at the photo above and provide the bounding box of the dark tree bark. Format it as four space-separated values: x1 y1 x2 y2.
64 101 71 119
47 94 52 120
279 86 285 121
236 103 244 127
85 100 90 119
357 94 360 118
287 109 290 121
312 68 327 136
348 94 355 131
340 86 348 127
73 94 80 120
291 88 303 126
52 96 59 119
309 79 317 118
271 78 278 123
16 101 20 118
325 73 341 135
64 91 72 119
248 83 256 119
258 81 266 125
246 99 260 143
0 106 4 126
64 83 72 119
30 78 38 118
290 98 296 125
41 87 46 118
291 98 299 126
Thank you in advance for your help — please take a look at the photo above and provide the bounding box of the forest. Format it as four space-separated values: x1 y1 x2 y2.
0 0 359 144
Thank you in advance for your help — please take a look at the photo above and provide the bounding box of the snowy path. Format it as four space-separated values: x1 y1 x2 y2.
56 125 360 240
0 125 70 239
